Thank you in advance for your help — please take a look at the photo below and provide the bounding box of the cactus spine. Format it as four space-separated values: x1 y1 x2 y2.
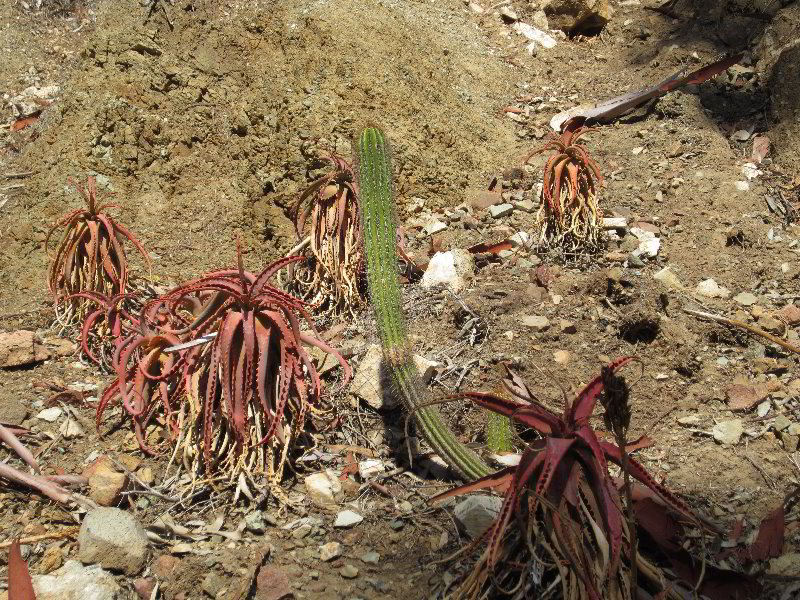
356 127 491 481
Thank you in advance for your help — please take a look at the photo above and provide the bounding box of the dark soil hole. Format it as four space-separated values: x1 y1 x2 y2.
619 315 660 344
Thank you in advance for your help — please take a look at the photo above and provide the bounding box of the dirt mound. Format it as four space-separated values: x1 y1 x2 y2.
2 0 518 315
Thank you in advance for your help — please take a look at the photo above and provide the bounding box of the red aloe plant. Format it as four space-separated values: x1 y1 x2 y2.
69 291 140 369
45 176 149 324
524 123 604 251
434 358 702 599
98 245 351 477
283 154 365 316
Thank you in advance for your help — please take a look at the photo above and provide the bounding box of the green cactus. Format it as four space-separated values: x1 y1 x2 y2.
487 412 513 454
356 126 490 481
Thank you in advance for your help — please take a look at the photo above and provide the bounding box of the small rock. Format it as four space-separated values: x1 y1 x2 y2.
38 545 64 574
653 267 682 289
695 278 731 299
488 203 514 218
560 320 577 334
340 564 359 579
292 523 312 539
137 466 154 485
778 304 800 326
36 407 64 422
42 337 76 357
733 292 758 306
513 198 535 213
304 471 342 507
725 383 772 411
77 507 150 575
677 415 701 426
133 577 155 600
32 560 123 600
151 554 179 578
469 189 502 210
83 456 128 507
334 510 363 528
319 541 342 561
602 217 627 229
421 250 475 293
454 496 503 538
521 315 550 331
712 419 743 446
255 565 291 600
553 350 570 364
423 219 447 236
734 181 750 192
0 330 50 368
773 415 791 432
627 254 645 268
244 511 267 534
358 459 384 479
630 227 660 258
202 572 226 597
758 315 785 335
361 550 380 564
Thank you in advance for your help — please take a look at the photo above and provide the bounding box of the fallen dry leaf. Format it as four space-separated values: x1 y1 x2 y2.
751 135 770 163
745 505 784 562
467 239 513 255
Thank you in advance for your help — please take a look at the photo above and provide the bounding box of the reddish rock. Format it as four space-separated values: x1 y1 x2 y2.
134 577 156 600
0 330 50 368
779 303 800 326
152 554 179 579
82 456 128 506
255 565 292 600
468 189 502 210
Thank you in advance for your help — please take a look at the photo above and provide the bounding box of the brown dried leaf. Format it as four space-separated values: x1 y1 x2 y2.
746 505 784 561
751 135 770 164
467 239 513 255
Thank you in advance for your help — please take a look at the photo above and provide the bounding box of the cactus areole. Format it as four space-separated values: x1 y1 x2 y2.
356 126 491 480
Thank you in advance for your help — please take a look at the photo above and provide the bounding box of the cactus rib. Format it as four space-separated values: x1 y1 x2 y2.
356 127 491 481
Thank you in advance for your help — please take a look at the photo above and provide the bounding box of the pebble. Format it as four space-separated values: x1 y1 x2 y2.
244 511 267 534
319 541 342 562
83 456 129 507
77 508 150 575
711 419 743 446
423 219 447 236
695 278 731 299
340 564 359 579
420 250 475 293
733 292 758 306
361 550 380 564
334 510 364 528
560 320 577 334
734 181 750 192
291 524 312 539
653 266 682 289
553 350 570 364
509 231 529 246
59 418 84 439
513 199 535 213
304 471 342 507
521 315 550 331
488 203 514 218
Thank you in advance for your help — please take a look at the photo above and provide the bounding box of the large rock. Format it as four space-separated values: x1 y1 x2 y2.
350 344 438 410
454 496 503 538
77 508 150 575
33 560 123 600
0 330 50 368
542 0 612 34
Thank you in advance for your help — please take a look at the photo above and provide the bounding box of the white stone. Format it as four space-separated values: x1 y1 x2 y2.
304 471 342 507
488 203 514 218
454 496 503 539
741 162 761 180
36 407 63 422
712 419 743 446
33 560 123 600
59 418 84 439
509 231 530 247
334 510 363 528
423 219 447 236
358 459 385 479
421 250 475 293
602 217 627 229
521 315 550 331
512 22 557 49
695 278 731 299
734 181 750 192
350 345 438 410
